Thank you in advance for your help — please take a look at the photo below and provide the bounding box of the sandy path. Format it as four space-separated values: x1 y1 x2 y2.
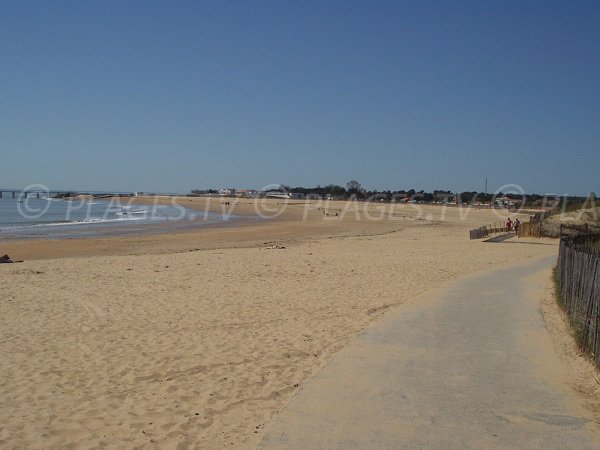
261 256 600 449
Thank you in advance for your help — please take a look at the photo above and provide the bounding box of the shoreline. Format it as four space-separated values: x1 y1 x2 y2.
0 197 526 261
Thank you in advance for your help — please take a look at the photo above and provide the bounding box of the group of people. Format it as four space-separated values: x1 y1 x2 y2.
506 217 520 233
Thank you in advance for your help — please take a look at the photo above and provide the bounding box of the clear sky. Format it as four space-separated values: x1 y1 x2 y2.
1 0 599 195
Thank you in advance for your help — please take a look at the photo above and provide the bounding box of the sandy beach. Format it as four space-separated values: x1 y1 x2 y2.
1 198 560 448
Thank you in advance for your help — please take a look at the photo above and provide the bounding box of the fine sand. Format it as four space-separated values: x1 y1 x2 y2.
1 198 559 448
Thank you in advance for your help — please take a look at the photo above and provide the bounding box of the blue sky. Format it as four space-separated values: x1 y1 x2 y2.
1 0 599 195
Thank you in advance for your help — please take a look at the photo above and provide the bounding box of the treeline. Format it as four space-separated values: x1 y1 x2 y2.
286 184 456 202
191 180 593 208
283 180 453 201
285 184 592 208
282 181 499 203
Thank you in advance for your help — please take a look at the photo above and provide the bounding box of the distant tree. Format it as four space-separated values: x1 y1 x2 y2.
346 180 365 199
422 192 434 203
460 191 478 204
346 180 362 192
325 184 346 198
478 193 493 203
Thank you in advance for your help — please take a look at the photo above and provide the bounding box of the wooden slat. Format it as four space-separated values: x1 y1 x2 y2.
557 236 600 365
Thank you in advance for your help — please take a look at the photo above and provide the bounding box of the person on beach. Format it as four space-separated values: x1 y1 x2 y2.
0 254 14 263
514 218 520 234
506 218 513 231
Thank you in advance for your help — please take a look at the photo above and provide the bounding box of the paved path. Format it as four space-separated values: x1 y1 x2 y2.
261 256 600 449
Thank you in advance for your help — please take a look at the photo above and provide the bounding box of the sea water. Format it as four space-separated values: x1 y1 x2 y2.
0 196 230 240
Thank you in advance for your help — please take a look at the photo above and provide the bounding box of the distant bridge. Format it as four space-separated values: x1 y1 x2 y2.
0 189 136 199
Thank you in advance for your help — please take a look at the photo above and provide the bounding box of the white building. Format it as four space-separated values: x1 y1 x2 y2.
219 188 236 196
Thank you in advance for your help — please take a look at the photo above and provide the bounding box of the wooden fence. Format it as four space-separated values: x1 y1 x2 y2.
469 225 510 240
469 227 489 240
517 222 542 238
515 209 556 238
470 221 545 239
556 236 600 365
530 211 548 223
471 209 597 240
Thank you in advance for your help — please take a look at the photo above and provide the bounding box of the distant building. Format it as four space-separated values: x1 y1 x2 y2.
236 189 259 198
495 196 515 208
219 188 236 196
265 191 291 199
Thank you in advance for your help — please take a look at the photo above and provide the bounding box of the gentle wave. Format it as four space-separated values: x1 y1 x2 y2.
1 216 167 230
